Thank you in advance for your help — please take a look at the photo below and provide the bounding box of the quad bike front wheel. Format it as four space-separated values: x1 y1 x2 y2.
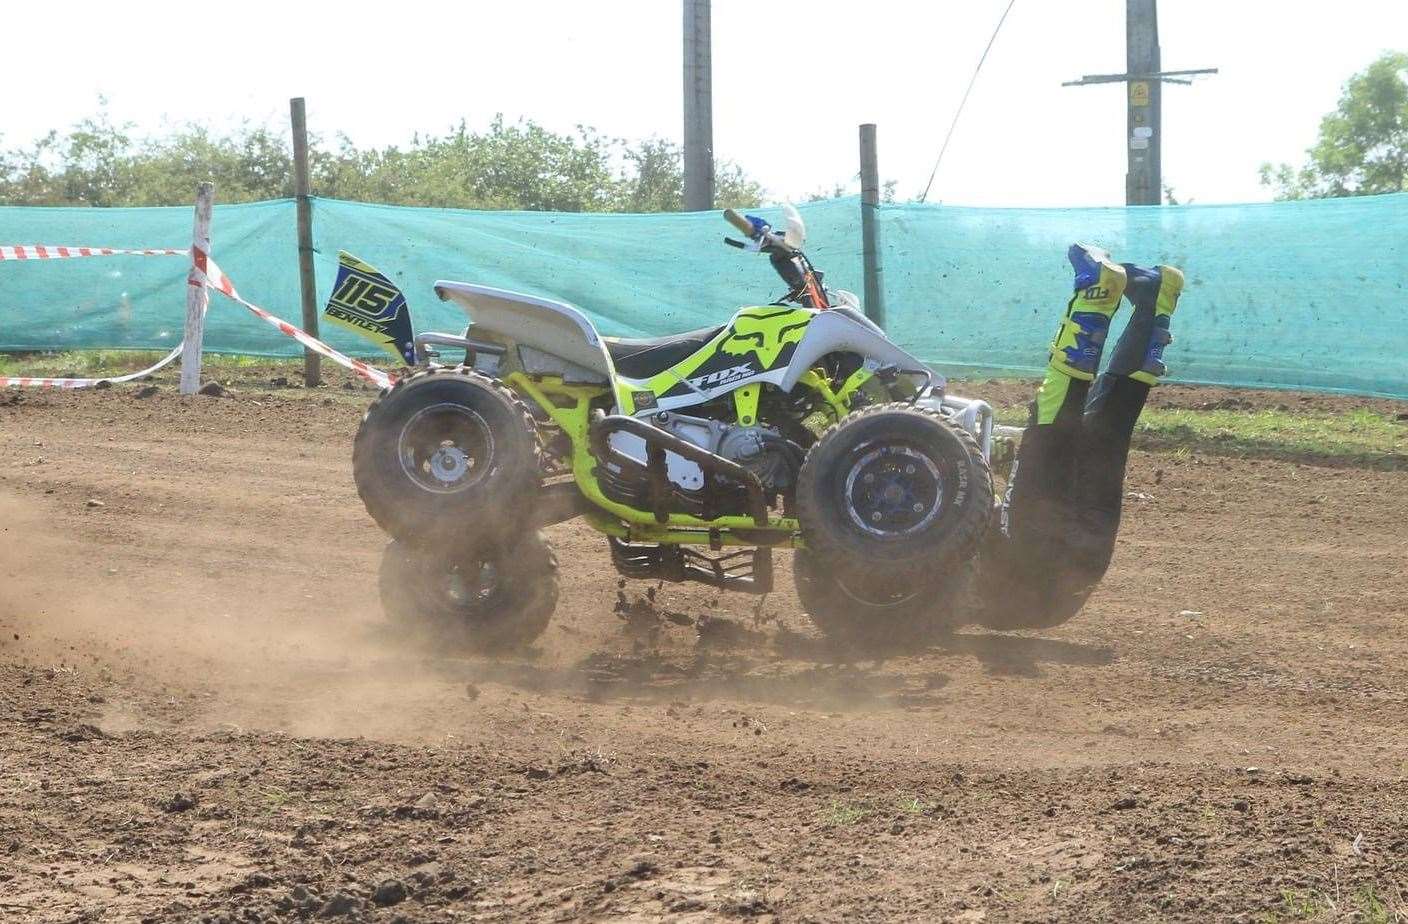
795 403 993 584
378 531 559 652
353 367 540 547
793 548 969 649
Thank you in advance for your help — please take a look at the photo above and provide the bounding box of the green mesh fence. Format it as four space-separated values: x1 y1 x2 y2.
2 193 1405 397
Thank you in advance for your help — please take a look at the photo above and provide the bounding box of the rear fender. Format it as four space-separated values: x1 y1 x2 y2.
779 310 938 392
434 281 614 381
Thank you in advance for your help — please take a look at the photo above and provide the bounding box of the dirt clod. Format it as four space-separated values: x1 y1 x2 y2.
162 791 197 813
316 892 361 917
372 878 407 906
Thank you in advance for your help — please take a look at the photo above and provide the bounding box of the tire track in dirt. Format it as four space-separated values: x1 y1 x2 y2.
2 385 1407 921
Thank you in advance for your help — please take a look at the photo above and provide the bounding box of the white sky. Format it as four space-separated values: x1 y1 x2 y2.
6 0 1405 207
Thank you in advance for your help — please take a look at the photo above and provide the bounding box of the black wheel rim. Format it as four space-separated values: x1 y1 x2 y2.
428 556 504 622
396 403 495 494
842 444 945 539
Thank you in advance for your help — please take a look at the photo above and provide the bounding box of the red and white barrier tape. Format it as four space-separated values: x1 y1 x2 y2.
2 243 397 391
2 245 192 388
0 245 187 261
194 248 396 389
0 343 187 389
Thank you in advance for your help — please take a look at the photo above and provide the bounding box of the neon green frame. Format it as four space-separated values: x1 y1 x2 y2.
505 372 803 546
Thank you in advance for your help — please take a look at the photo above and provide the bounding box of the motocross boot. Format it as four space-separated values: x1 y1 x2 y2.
1045 245 1128 378
1085 262 1185 419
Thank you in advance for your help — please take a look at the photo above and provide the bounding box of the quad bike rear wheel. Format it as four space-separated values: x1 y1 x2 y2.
353 367 540 547
795 403 993 583
378 531 559 651
793 548 970 649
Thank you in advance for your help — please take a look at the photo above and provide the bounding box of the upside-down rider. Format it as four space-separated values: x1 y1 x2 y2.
970 243 1185 630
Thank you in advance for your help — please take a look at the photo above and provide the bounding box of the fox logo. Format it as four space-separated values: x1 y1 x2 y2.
720 308 810 368
687 363 755 391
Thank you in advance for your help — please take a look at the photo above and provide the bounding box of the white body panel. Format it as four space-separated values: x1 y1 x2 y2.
617 306 941 416
434 281 611 377
780 309 935 390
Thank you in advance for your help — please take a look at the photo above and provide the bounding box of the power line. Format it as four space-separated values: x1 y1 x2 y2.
918 0 1018 204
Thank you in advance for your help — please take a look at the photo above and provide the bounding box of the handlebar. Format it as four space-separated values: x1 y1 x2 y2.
720 209 828 310
723 208 754 235
722 208 797 255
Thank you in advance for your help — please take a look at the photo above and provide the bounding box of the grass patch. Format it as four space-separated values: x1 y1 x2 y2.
1259 884 1397 923
822 798 869 827
1136 407 1404 467
995 403 1405 468
0 349 279 377
896 795 928 815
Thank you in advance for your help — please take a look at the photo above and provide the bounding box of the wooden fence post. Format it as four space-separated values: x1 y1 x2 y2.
290 97 320 386
859 123 886 329
179 182 214 396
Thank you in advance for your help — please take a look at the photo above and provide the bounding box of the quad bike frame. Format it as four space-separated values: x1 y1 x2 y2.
412 328 1006 567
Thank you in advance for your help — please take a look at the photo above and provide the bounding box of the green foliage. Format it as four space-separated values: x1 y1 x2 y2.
822 798 869 826
0 105 764 213
1260 52 1408 199
805 178 898 203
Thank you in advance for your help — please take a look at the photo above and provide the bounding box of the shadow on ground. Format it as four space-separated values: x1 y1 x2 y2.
380 616 1116 711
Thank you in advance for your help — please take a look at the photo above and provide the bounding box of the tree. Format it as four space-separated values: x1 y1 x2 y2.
0 105 765 213
805 179 898 203
1260 52 1408 199
614 137 765 212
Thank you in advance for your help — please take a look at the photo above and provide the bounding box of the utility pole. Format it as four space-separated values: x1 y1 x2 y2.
1125 0 1160 205
682 0 714 211
1063 0 1216 206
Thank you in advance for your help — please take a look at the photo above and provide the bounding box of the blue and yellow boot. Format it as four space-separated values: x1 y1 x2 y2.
1106 263 1185 386
1085 261 1186 414
1033 244 1129 426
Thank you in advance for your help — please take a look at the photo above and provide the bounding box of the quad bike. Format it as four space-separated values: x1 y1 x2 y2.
351 206 1010 650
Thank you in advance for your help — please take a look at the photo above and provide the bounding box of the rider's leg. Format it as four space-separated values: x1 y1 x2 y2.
973 255 1183 630
974 246 1126 628
1071 264 1186 574
1001 244 1127 552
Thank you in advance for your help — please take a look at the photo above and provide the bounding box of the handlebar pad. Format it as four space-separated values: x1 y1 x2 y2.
723 209 755 235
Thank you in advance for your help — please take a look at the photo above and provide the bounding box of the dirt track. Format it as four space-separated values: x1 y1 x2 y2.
2 379 1407 923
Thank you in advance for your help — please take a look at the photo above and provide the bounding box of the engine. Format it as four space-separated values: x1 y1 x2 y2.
715 424 797 495
609 410 799 498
